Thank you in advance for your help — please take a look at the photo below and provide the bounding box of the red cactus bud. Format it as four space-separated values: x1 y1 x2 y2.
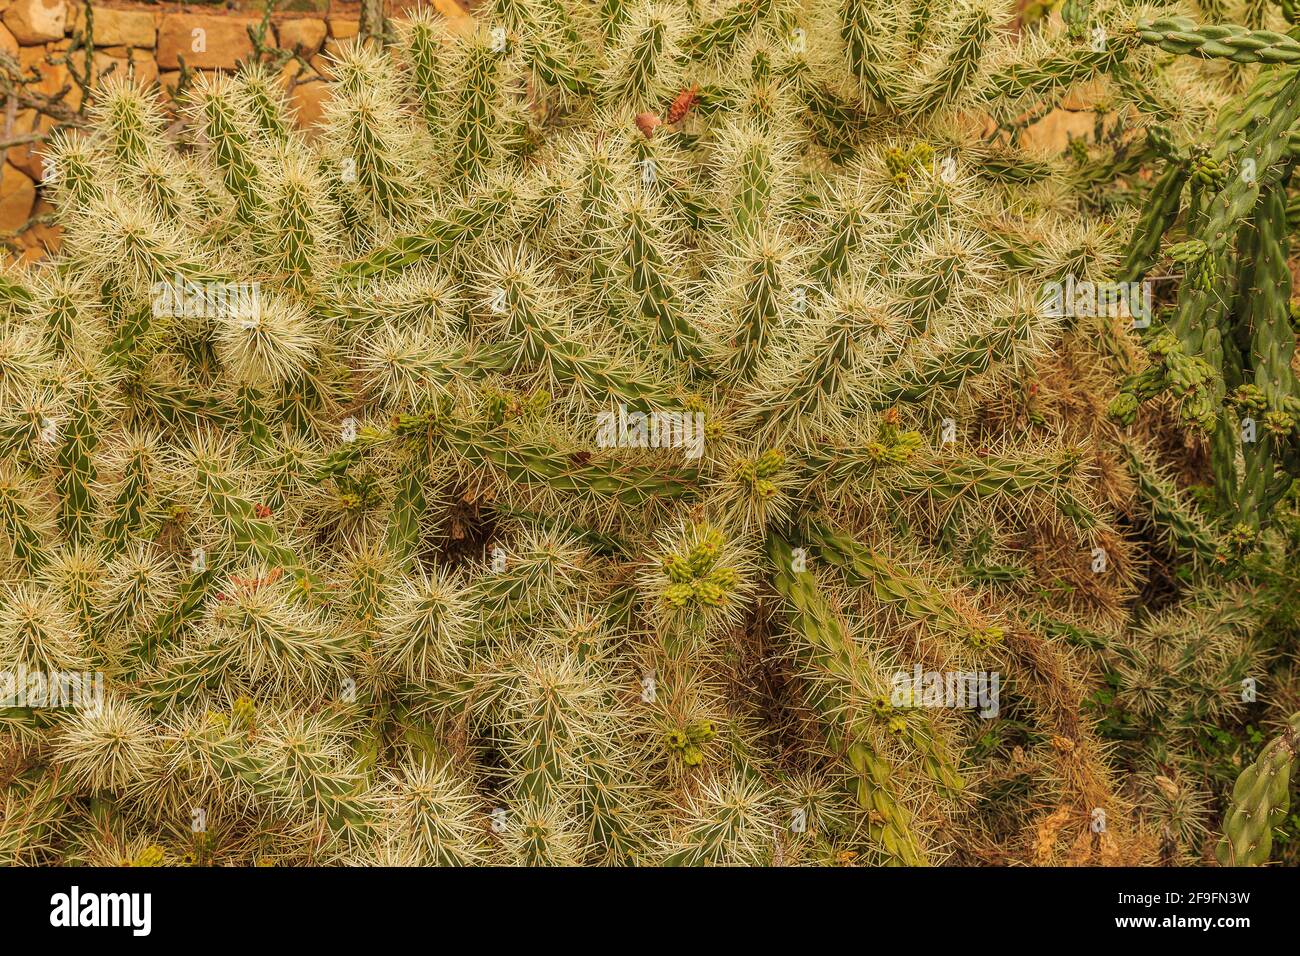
666 85 700 125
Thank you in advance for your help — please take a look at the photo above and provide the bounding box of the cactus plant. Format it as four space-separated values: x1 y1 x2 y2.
1114 13 1300 544
1217 712 1300 864
0 1 1255 866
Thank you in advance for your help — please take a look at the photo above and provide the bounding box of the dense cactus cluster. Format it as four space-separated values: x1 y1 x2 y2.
1102 7 1300 864
1115 12 1300 542
0 0 1294 867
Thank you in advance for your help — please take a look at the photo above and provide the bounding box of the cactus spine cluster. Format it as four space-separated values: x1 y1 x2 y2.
0 0 1293 867
1116 13 1300 545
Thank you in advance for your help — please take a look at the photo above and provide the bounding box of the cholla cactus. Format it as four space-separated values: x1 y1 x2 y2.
1113 13 1300 542
1218 712 1300 865
0 1 1205 865
1100 589 1264 858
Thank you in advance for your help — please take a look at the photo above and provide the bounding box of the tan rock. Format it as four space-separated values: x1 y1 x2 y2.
278 17 325 56
5 107 36 176
2 0 64 44
1059 79 1107 113
327 18 358 39
158 67 213 98
0 21 17 56
320 36 359 64
308 39 344 76
72 6 155 47
280 57 331 135
443 13 476 37
277 53 306 85
1021 108 1101 155
0 163 35 233
158 67 183 106
94 49 157 89
18 45 78 111
5 109 56 180
429 0 471 26
157 14 261 70
58 41 89 79
18 195 60 262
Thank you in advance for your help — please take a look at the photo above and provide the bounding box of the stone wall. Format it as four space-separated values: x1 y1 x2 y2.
0 0 471 261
